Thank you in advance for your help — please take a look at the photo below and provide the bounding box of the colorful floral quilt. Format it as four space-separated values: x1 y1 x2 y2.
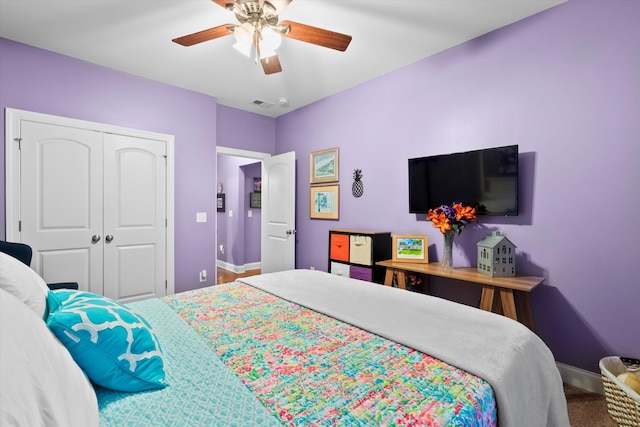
164 282 497 426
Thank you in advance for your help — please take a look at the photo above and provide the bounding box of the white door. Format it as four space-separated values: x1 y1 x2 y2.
261 151 296 273
17 120 167 300
103 134 167 302
20 121 104 294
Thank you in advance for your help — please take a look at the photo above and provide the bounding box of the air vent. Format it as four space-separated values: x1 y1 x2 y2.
252 99 274 108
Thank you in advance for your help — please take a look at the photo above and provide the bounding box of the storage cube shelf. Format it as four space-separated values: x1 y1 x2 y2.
328 229 392 283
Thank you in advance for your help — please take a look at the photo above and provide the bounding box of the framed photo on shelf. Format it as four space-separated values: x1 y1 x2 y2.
392 235 429 263
310 185 339 220
310 147 339 184
217 193 225 213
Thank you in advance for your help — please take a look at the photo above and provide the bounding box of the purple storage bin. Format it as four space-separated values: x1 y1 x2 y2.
349 266 372 282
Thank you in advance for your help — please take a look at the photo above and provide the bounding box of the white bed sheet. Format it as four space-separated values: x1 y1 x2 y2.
240 269 570 427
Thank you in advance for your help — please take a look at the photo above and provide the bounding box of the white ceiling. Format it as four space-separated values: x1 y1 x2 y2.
0 0 564 118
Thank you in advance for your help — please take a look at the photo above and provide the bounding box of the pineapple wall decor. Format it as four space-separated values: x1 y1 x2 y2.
352 169 364 198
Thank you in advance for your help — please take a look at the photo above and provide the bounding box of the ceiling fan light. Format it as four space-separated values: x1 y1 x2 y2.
233 41 252 57
260 27 282 52
233 22 255 44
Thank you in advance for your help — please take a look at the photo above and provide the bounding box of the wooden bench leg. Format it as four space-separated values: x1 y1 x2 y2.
384 268 407 290
516 291 536 332
397 271 406 290
499 288 518 321
384 268 394 286
480 285 495 312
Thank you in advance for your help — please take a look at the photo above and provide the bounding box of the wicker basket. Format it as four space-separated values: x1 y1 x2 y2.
600 356 640 426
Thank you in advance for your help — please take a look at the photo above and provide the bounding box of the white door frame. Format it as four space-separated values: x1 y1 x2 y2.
4 108 175 296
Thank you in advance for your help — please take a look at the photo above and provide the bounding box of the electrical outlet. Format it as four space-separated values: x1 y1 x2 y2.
310 266 315 270
199 270 207 282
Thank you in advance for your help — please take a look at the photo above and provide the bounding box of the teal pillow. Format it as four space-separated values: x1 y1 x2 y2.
46 290 168 392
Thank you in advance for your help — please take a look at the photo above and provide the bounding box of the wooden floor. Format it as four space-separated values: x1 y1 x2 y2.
216 267 261 284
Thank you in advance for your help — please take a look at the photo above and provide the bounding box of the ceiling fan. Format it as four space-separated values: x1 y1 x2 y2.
172 0 352 75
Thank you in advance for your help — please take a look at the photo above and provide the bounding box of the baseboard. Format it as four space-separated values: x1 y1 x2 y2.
245 262 261 271
216 260 240 273
216 260 261 274
557 362 605 395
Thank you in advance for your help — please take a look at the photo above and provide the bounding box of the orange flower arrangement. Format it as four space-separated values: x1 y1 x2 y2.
426 203 477 235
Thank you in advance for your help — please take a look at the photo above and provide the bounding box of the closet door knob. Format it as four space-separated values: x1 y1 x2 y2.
105 234 114 243
91 235 101 243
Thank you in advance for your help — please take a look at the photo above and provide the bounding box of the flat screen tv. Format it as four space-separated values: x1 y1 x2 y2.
408 145 518 215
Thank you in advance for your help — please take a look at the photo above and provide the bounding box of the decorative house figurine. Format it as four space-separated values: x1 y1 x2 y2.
476 231 516 277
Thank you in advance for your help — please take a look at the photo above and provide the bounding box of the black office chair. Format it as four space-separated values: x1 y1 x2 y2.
0 240 79 290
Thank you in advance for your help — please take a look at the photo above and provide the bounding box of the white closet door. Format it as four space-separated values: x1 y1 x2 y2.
20 121 104 294
102 134 167 302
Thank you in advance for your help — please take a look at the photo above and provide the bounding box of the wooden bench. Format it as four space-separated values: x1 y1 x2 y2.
376 260 544 331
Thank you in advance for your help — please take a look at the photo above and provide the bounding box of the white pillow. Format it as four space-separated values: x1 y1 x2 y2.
0 252 49 318
0 288 99 427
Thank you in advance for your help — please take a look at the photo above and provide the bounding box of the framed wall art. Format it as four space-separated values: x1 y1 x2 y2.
310 147 339 184
216 193 225 213
250 191 261 209
392 235 429 263
310 185 339 220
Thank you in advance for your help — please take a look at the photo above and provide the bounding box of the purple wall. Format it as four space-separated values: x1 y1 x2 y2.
275 0 640 372
0 38 218 293
216 104 276 153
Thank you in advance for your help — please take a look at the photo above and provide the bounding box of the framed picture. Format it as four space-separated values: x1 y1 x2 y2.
392 235 429 263
253 177 261 192
250 191 261 209
217 193 225 213
310 185 339 220
310 147 339 184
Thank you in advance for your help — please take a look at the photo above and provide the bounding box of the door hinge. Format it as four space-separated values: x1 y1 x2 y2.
18 220 22 232
165 218 168 227
165 280 168 290
14 138 22 150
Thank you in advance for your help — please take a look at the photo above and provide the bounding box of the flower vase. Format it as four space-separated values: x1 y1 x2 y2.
441 231 455 270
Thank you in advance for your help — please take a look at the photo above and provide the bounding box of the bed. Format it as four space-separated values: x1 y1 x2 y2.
0 255 570 427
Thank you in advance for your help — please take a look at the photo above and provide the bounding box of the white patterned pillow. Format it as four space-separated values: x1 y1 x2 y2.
46 290 168 392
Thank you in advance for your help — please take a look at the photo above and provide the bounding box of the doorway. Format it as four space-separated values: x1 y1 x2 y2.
215 147 270 279
215 147 296 283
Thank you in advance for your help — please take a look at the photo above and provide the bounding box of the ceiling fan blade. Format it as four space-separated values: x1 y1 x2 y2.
211 0 234 10
172 24 234 47
280 20 352 52
260 54 283 74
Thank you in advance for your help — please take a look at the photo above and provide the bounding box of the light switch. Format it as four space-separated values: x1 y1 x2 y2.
248 210 253 218
196 212 207 223
229 210 233 217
